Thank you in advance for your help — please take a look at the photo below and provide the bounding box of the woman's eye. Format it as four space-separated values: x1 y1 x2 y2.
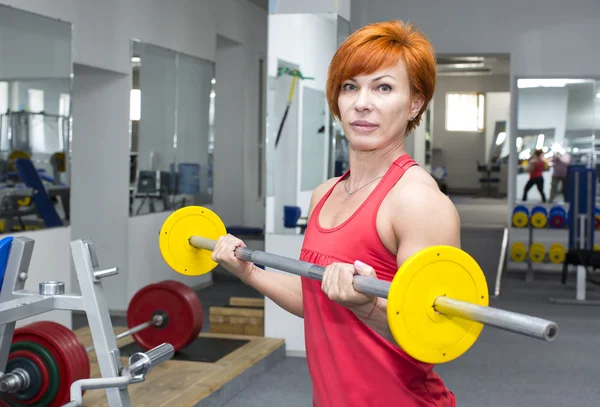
342 83 356 91
379 84 392 92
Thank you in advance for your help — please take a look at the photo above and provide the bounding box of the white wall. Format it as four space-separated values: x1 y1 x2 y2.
431 75 509 190
0 0 268 313
0 5 71 80
70 65 131 312
267 13 337 233
213 0 268 229
518 87 568 142
270 0 351 22
566 83 600 131
264 233 306 354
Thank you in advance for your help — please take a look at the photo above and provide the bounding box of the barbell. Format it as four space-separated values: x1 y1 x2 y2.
159 206 559 364
0 280 203 406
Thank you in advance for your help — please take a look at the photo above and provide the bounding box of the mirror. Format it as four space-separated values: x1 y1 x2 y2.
515 78 598 204
266 13 350 234
0 5 72 234
129 41 215 216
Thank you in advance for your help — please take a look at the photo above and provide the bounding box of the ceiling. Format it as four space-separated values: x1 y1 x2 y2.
246 0 269 10
436 54 510 76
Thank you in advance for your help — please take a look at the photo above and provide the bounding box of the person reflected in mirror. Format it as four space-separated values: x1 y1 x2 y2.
522 149 546 202
549 152 569 203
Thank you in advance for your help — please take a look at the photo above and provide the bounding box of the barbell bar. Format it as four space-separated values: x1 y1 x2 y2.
84 314 165 353
159 206 559 364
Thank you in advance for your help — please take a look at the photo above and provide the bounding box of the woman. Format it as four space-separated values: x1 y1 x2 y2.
212 21 459 407
522 149 547 202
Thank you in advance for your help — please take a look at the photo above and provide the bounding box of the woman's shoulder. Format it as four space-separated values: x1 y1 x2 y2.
387 166 455 217
307 177 341 219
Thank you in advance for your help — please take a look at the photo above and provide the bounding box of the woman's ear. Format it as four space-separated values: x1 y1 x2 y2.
410 95 425 120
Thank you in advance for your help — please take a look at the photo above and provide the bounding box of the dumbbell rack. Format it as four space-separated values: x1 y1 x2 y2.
0 236 173 407
509 203 571 277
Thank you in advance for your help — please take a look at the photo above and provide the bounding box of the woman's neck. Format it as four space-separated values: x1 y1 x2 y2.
346 137 407 188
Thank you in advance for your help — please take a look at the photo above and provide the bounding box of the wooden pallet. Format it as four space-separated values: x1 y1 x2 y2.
75 326 285 406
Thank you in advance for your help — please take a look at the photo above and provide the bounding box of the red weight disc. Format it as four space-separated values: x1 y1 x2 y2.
6 350 50 405
127 280 203 352
160 280 204 334
550 215 565 228
45 322 90 400
44 321 91 404
13 322 85 407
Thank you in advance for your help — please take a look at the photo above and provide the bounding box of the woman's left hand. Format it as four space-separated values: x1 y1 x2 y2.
321 260 378 309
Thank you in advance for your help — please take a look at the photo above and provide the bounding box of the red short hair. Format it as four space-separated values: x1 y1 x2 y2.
326 20 436 134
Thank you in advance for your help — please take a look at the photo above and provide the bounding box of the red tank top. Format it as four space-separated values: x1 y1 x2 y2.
300 154 455 407
530 159 545 178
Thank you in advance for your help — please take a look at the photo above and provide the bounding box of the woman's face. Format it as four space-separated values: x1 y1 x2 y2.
337 59 423 152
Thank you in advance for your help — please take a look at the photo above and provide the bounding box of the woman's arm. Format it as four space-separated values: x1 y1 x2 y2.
348 183 461 345
238 178 338 318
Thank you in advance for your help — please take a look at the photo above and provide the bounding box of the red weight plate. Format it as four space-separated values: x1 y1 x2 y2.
42 322 90 405
160 280 204 338
50 321 90 385
13 322 80 407
127 280 204 352
44 322 89 406
7 350 50 405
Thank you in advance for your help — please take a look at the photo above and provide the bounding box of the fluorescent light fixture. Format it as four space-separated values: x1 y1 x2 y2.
516 137 523 151
536 134 545 149
131 56 141 63
517 79 591 89
495 132 506 146
596 92 600 99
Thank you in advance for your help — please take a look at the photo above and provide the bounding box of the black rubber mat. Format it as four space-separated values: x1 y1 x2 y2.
119 337 250 363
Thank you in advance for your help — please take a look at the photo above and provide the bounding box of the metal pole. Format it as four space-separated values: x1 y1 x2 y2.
85 317 159 353
494 227 509 297
577 214 587 301
188 236 558 342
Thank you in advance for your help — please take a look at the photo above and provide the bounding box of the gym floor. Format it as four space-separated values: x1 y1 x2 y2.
74 226 600 407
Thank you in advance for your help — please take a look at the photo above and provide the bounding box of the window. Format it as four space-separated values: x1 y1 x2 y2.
445 92 485 132
58 93 70 150
130 89 141 121
28 88 45 153
0 82 8 151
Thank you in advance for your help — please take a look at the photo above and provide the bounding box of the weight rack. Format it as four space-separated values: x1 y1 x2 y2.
0 236 174 407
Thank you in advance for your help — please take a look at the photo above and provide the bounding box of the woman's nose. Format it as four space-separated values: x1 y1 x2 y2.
354 89 373 111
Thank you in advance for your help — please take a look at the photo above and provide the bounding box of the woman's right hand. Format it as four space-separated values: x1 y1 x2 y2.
211 234 255 282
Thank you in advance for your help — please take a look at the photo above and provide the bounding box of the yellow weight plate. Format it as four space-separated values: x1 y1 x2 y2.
549 243 563 252
387 246 488 364
528 243 546 263
51 152 66 172
8 150 30 161
510 242 527 262
159 206 227 276
548 247 565 264
512 212 528 228
17 197 31 207
531 213 547 228
594 244 600 252
8 150 30 171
